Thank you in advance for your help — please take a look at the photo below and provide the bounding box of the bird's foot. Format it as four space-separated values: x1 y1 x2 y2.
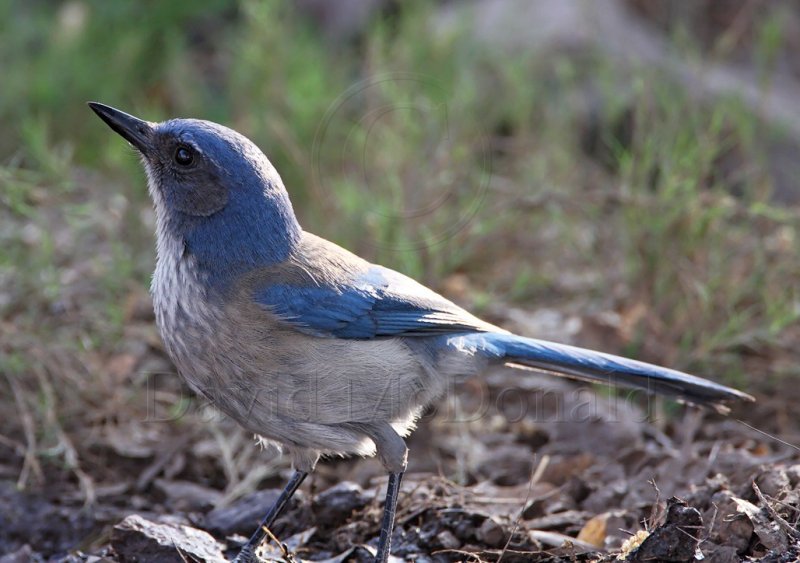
232 544 259 563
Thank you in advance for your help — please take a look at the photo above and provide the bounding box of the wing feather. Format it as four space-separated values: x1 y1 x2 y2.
254 233 496 339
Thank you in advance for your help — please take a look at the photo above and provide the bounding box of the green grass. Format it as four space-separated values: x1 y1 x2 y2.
0 0 798 485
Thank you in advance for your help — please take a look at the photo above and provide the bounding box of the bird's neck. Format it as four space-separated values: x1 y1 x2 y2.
157 189 302 292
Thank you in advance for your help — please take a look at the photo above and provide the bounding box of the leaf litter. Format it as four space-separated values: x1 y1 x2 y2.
3 358 800 562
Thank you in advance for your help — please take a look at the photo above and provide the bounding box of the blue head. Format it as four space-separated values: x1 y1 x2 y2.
88 102 301 288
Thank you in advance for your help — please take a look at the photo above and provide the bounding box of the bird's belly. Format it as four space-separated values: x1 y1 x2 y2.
151 263 447 452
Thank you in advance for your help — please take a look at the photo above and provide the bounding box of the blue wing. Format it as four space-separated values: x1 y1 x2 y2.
256 266 493 339
253 233 495 339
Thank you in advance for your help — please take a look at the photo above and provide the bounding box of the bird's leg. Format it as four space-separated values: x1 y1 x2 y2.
364 422 408 562
234 469 308 563
374 471 404 563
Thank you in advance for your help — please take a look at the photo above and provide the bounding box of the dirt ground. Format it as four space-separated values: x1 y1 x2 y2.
2 336 800 562
3 1 800 561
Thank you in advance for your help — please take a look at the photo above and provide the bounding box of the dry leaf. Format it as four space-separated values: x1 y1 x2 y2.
577 512 609 547
733 496 788 552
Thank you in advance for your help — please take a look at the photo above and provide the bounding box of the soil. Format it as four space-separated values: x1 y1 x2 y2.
4 2 800 561
2 361 800 562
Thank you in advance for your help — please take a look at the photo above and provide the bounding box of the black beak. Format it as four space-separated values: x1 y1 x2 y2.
87 102 154 154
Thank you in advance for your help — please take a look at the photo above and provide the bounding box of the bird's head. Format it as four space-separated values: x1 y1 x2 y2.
89 102 301 285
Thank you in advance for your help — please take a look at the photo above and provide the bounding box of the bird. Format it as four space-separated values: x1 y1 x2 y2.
88 102 753 562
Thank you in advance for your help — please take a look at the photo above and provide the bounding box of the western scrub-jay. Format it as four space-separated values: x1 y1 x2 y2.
88 102 753 562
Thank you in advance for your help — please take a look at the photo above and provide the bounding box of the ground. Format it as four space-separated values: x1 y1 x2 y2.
2 1 800 562
3 351 800 561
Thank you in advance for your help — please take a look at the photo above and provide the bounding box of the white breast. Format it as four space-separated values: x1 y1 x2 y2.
149 204 224 396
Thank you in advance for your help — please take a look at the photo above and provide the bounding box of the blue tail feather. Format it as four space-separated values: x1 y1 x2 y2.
449 332 753 412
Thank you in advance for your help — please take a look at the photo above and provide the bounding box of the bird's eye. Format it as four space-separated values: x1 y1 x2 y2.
174 146 194 166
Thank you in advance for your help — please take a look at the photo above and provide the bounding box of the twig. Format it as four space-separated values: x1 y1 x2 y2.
705 502 719 544
219 462 282 508
263 526 299 563
762 495 800 515
431 548 484 562
0 431 26 454
646 478 662 531
528 530 600 551
5 373 43 488
37 366 95 506
752 482 800 541
705 440 721 473
210 422 242 488
736 419 800 453
530 454 550 487
497 454 550 563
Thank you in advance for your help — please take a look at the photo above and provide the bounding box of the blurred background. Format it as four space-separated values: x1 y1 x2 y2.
2 0 800 560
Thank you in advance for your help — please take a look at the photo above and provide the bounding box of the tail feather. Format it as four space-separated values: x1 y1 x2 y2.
451 332 754 413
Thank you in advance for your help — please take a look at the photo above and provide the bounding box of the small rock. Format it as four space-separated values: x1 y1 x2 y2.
436 529 460 550
476 517 505 547
755 468 790 499
154 478 223 512
204 489 291 537
111 514 225 562
312 481 369 527
628 497 702 562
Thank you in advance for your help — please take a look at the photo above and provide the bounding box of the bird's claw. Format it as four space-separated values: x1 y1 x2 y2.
232 545 258 563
